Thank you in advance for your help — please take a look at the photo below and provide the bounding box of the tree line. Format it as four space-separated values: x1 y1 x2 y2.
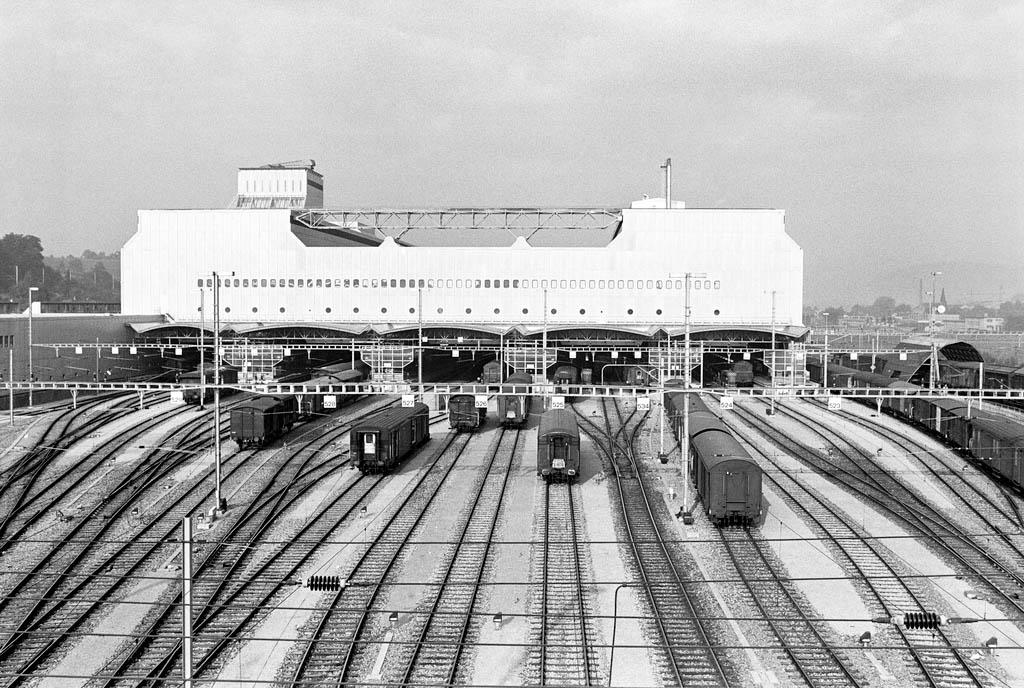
0 233 119 304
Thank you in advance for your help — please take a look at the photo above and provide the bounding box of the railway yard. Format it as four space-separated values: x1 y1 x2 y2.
1 380 1023 688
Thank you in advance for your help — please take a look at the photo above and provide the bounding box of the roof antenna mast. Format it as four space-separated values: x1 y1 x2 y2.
660 158 672 208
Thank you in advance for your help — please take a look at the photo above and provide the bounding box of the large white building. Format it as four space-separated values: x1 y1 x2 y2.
122 162 804 342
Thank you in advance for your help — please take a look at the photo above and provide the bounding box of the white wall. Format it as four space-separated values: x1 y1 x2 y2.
122 207 803 329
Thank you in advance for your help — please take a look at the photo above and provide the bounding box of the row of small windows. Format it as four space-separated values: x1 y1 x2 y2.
200 277 723 291
210 306 722 317
0 335 13 348
244 178 302 193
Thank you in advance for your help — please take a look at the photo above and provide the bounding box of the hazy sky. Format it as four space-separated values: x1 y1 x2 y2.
1 1 1021 305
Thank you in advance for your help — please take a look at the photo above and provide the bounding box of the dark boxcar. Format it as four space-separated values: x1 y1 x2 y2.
181 367 239 405
449 394 484 431
297 368 365 418
733 360 754 386
230 396 297 447
537 408 581 481
553 365 578 385
481 360 502 384
970 417 1024 486
688 407 762 525
351 403 430 474
497 372 532 426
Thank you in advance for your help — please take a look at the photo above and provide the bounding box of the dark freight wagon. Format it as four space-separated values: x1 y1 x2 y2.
351 403 430 473
448 394 485 431
481 360 502 384
667 394 762 525
497 372 532 426
296 368 366 418
537 408 580 481
230 396 297 447
181 366 239 405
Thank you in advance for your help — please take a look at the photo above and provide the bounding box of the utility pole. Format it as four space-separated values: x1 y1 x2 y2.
182 516 193 688
199 288 205 409
213 271 224 513
27 287 38 407
822 312 830 388
417 287 423 395
929 271 942 390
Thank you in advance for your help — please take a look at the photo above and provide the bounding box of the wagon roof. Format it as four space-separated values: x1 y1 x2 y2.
538 408 579 438
306 369 363 386
234 396 286 411
970 417 1024 443
354 402 428 431
503 372 533 388
692 426 748 455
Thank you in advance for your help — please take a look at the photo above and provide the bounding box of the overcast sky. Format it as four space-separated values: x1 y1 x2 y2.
1 1 1021 305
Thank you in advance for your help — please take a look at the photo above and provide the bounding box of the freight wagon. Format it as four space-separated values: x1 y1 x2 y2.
497 372 532 426
351 403 430 473
448 394 485 431
230 396 297 447
537 408 580 481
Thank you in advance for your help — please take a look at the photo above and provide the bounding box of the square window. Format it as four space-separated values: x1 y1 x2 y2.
646 280 653 289
599 280 605 289
713 280 721 289
532 279 539 288
656 280 662 289
617 280 624 289
197 279 203 287
261 279 267 287
570 280 577 289
627 280 634 289
390 279 397 288
503 279 509 288
270 279 276 287
400 279 406 288
704 280 712 289
288 279 295 288
446 279 453 288
589 280 595 289
560 280 567 288
485 279 491 288
513 279 519 288
541 280 548 289
354 279 360 287
316 279 322 287
695 281 702 289
456 279 463 288
475 279 482 288
418 279 425 288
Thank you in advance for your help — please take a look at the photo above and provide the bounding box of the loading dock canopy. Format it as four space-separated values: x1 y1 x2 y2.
897 337 984 363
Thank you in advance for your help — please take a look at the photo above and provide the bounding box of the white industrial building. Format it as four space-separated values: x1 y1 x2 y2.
121 162 805 342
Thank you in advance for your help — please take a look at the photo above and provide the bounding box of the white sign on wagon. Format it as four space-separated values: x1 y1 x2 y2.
474 394 488 408
719 395 734 410
401 394 416 407
827 396 842 410
637 396 651 411
550 396 565 410
323 395 338 409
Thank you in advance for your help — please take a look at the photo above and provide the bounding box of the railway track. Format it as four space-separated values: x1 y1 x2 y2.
723 402 990 687
575 399 731 687
747 399 1024 618
392 427 521 686
811 400 1024 558
283 430 472 686
528 479 599 685
717 528 864 687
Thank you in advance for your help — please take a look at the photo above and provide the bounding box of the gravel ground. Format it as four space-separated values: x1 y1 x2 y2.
214 410 451 686
736 396 1024 685
575 410 658 688
469 418 537 686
